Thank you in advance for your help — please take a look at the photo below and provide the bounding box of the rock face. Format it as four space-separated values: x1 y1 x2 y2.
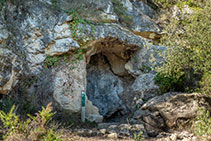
26 58 100 118
131 92 211 134
131 73 159 100
0 0 166 122
0 16 22 95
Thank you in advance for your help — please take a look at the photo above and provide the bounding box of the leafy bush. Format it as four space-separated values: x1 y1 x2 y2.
154 73 185 93
0 103 62 140
156 1 211 94
154 0 206 9
194 107 211 136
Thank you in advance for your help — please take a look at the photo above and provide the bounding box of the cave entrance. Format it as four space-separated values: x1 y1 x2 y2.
86 37 139 120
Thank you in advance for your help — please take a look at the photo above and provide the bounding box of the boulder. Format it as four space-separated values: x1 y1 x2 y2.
142 92 211 128
131 73 159 100
27 58 101 121
86 114 104 123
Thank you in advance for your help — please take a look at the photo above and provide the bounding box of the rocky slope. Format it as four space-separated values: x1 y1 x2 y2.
0 0 210 140
0 0 164 117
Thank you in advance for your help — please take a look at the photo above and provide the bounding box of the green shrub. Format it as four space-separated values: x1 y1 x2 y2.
154 0 206 9
194 107 211 136
134 131 144 141
43 55 69 69
0 97 14 113
156 1 211 94
199 73 211 95
154 73 185 93
0 103 62 140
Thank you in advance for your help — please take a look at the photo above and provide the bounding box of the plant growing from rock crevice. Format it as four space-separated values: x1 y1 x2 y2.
43 54 69 69
69 8 95 62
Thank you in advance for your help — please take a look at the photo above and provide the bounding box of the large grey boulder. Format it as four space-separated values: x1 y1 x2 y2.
27 58 101 119
45 0 160 32
141 92 211 128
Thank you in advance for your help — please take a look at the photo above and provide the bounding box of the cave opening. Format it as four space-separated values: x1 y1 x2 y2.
85 38 139 121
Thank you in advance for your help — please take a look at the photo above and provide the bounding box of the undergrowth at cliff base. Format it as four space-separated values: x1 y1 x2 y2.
0 103 63 140
194 107 211 136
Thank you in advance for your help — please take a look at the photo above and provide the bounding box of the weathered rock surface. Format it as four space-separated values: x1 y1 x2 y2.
49 0 160 32
26 58 100 119
129 92 211 137
125 44 166 77
0 16 22 95
141 93 211 128
131 73 159 100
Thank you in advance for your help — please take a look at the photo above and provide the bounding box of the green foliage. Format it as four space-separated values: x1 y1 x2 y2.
43 129 62 141
154 0 206 9
69 9 95 62
0 0 5 10
0 97 14 113
194 107 211 136
0 103 62 140
43 55 69 69
199 73 211 95
156 1 211 94
139 64 152 73
112 0 133 27
0 105 19 132
133 56 138 64
154 73 185 93
134 131 144 141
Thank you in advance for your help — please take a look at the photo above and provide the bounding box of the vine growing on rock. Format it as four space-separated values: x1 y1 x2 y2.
43 8 96 69
69 8 96 62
